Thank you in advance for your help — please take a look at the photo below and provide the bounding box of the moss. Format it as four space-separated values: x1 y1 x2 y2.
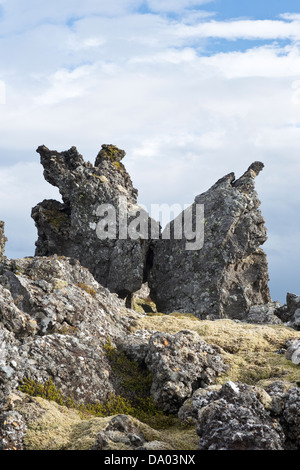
18 378 78 409
43 209 69 230
103 338 178 429
16 394 196 451
132 296 157 314
75 282 97 297
133 316 300 389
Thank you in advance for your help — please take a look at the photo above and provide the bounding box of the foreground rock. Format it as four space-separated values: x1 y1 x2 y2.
148 162 271 319
120 329 228 413
275 293 300 330
31 144 157 300
0 255 140 405
195 381 285 450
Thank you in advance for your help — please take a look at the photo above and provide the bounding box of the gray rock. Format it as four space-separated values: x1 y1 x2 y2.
89 415 148 450
144 330 228 414
148 162 271 320
195 381 285 450
0 255 141 406
246 301 282 325
31 144 157 300
275 293 300 329
0 410 27 450
266 381 300 449
285 339 300 365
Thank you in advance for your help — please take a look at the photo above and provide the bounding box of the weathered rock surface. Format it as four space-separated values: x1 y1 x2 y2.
246 301 282 325
0 221 6 262
266 381 300 449
120 329 228 414
33 148 272 321
0 255 141 405
195 381 285 450
31 144 157 300
148 162 271 319
275 293 300 330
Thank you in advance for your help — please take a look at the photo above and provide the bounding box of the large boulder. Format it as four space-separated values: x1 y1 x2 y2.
31 145 157 300
119 329 228 414
148 162 271 319
195 381 285 450
275 293 300 330
0 255 141 406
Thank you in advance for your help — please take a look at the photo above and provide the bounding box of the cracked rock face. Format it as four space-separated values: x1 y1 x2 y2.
148 162 271 319
119 329 228 414
31 145 156 299
195 381 285 450
275 293 300 330
0 255 141 406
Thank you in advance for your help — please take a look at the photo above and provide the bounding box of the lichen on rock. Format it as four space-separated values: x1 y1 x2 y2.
31 144 155 300
148 162 271 320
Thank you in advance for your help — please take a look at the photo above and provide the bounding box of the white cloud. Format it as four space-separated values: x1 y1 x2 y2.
198 44 300 78
146 0 213 13
34 64 97 106
1 5 300 302
176 18 300 41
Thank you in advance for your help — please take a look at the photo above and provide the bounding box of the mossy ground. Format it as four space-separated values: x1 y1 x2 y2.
17 338 195 449
16 312 300 450
133 313 300 388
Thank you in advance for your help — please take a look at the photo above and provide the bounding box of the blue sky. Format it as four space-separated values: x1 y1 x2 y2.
0 0 300 304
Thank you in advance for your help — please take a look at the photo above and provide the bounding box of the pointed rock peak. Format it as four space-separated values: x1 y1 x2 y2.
233 161 264 190
95 144 126 167
36 145 84 171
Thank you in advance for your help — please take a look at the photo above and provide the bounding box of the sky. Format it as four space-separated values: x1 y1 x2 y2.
0 0 300 304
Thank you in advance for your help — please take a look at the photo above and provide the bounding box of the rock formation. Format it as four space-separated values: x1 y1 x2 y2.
119 329 228 414
275 293 300 330
195 381 285 450
148 162 271 319
31 145 157 301
2 145 300 451
32 146 272 320
0 255 140 406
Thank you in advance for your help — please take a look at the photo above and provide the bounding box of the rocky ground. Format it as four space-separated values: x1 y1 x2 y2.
1 146 300 451
0 251 300 451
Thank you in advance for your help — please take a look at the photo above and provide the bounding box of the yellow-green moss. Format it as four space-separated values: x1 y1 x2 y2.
103 338 177 429
43 209 69 230
133 315 300 388
75 282 97 297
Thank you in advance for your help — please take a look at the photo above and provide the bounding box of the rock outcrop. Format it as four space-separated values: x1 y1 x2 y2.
119 329 228 414
148 162 271 319
0 250 300 450
195 381 285 450
32 148 271 320
275 293 300 330
0 255 140 405
31 145 157 301
3 145 300 451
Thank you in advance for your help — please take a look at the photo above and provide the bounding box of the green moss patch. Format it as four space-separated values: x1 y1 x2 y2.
134 315 300 388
